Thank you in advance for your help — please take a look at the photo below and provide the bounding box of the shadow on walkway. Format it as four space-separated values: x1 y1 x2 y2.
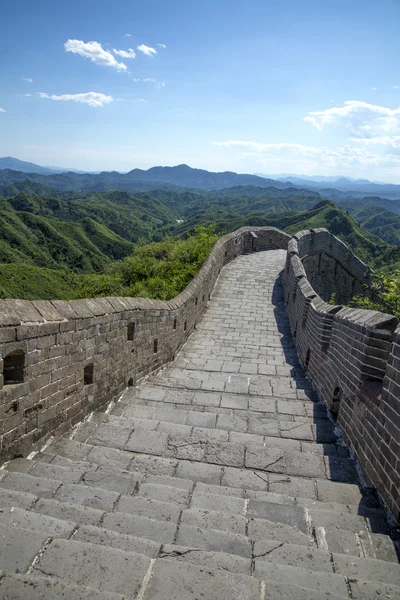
272 271 399 548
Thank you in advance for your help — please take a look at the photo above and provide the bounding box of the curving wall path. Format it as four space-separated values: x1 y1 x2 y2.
0 224 399 521
0 227 289 463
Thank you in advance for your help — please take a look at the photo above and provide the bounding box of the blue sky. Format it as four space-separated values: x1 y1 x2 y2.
1 0 400 181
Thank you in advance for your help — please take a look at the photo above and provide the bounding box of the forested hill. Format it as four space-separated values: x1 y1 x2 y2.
1 177 399 300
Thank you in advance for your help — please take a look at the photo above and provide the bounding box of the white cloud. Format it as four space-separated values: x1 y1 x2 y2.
352 135 400 148
38 91 114 108
64 39 127 71
157 43 166 48
394 85 400 89
24 93 32 97
125 33 132 37
113 48 136 59
211 140 400 171
133 77 156 83
132 77 165 88
22 77 33 83
304 100 400 139
0 107 6 113
137 44 157 56
371 87 378 90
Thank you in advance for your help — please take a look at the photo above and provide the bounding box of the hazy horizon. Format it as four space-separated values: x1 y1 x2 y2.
1 0 400 182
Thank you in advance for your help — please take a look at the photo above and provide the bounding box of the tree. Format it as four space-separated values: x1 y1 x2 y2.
349 270 400 319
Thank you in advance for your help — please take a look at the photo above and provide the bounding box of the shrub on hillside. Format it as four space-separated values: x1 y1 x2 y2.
74 224 219 300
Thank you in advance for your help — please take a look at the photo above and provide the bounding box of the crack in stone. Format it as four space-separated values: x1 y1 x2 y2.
252 471 269 484
159 548 201 558
261 454 285 471
167 440 204 450
282 422 309 432
254 542 285 558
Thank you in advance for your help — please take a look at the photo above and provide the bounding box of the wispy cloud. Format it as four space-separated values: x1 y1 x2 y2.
113 48 136 59
64 39 127 71
124 33 132 37
22 77 33 83
394 85 400 89
133 77 165 88
133 77 156 83
371 87 378 90
304 100 400 139
157 43 166 49
24 93 32 97
38 91 114 108
0 107 6 113
137 44 157 56
211 140 400 170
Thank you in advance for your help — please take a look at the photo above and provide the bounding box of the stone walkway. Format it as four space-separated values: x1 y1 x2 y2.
0 250 399 599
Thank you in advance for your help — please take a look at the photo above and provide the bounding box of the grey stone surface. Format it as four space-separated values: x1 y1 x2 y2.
247 517 313 546
74 524 161 557
176 523 252 557
54 483 119 511
0 523 48 573
34 498 104 526
142 559 261 600
0 574 126 600
349 579 400 600
247 500 308 532
332 552 400 585
160 544 251 574
116 495 181 522
103 511 177 543
0 507 75 538
0 488 37 509
33 538 150 595
0 472 62 499
253 540 332 572
254 561 348 596
181 506 246 534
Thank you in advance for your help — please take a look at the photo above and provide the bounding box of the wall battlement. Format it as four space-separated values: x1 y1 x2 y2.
284 228 400 520
1 225 399 520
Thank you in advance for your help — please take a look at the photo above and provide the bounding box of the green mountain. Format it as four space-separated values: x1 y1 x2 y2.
1 180 399 300
345 206 400 245
0 188 180 299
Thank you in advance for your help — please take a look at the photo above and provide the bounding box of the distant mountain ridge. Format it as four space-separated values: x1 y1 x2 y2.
0 164 293 193
2 159 400 198
0 157 90 175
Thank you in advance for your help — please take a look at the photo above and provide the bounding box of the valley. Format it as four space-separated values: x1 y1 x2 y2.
0 163 399 300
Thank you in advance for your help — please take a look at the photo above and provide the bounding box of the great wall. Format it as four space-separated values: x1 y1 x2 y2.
0 226 399 598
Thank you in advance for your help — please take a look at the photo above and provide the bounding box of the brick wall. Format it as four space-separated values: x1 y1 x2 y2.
284 228 400 520
0 227 289 463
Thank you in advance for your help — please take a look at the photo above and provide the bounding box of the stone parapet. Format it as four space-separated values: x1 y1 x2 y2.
284 228 400 519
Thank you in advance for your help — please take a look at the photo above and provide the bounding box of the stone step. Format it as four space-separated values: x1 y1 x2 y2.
31 438 383 522
137 556 348 600
254 560 349 597
0 573 128 600
142 367 315 400
348 579 400 600
0 506 76 539
4 457 141 496
67 415 353 482
31 537 151 597
75 408 339 452
117 385 338 439
2 495 397 587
